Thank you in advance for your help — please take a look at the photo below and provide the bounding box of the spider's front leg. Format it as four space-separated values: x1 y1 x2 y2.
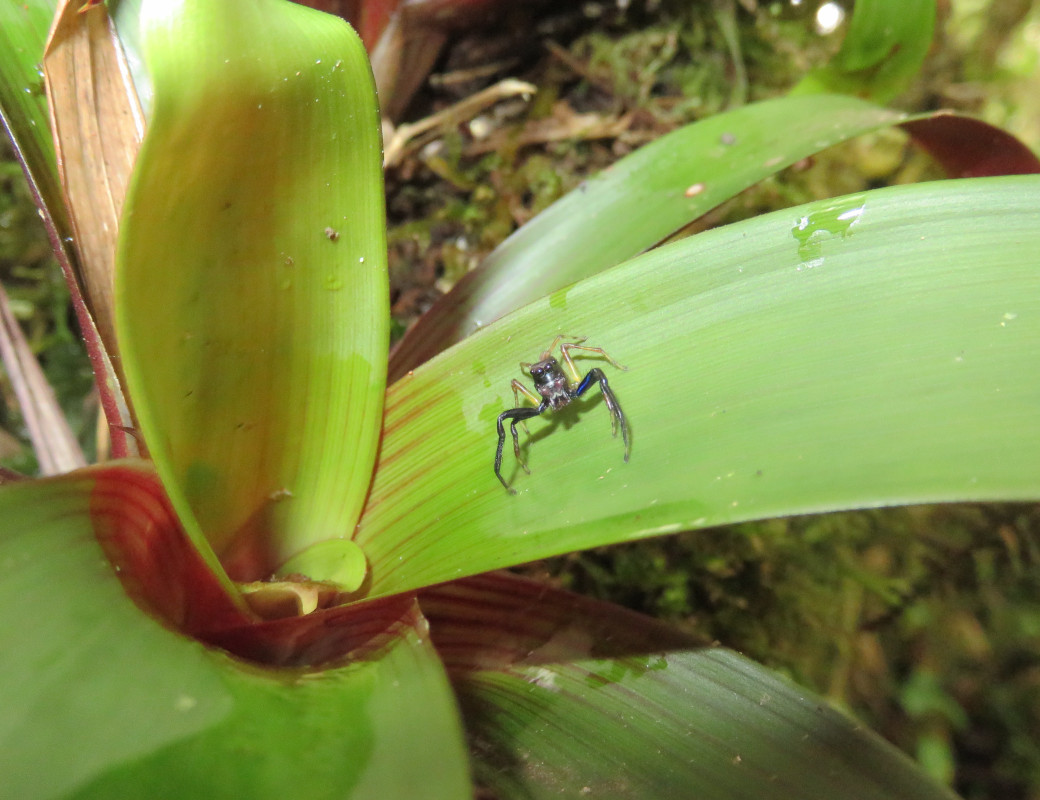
511 378 541 437
495 405 545 493
574 368 630 461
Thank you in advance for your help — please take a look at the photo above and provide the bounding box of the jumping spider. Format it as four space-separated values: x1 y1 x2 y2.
494 336 630 494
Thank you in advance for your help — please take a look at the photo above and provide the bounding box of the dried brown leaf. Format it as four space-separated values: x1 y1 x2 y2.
43 0 144 368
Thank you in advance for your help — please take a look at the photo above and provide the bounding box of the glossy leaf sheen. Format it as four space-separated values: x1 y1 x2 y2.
0 471 470 800
358 176 1040 596
117 0 388 580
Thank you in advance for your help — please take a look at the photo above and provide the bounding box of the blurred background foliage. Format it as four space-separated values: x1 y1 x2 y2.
2 0 1039 797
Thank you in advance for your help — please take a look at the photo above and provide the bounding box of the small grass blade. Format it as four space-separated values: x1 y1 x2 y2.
0 283 85 473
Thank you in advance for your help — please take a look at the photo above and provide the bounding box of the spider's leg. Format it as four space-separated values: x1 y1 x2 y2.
511 379 541 436
574 368 630 462
511 419 530 474
561 342 628 380
495 406 545 493
495 411 517 494
541 334 586 362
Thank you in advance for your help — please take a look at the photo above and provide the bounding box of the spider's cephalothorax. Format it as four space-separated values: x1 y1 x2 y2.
494 336 630 494
528 357 572 411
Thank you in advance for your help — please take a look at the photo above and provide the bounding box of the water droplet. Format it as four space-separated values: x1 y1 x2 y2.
791 195 866 269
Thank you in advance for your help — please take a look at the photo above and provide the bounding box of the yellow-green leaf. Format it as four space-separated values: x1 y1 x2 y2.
357 176 1040 596
117 0 387 582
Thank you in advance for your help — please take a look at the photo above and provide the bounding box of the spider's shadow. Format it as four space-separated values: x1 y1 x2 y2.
505 394 608 481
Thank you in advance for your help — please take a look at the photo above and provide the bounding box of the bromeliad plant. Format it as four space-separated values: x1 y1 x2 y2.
2 0 1039 797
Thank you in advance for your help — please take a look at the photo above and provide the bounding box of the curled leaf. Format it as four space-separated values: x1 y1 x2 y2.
117 0 388 580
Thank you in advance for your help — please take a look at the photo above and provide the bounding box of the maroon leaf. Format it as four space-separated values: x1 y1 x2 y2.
420 571 700 674
93 462 421 667
902 111 1040 177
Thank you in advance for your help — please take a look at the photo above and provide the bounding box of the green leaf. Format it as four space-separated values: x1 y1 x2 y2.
423 574 955 799
0 0 63 226
792 0 935 102
388 92 1035 382
389 94 920 379
459 653 956 800
357 176 1040 596
0 470 228 800
116 0 387 581
0 470 471 800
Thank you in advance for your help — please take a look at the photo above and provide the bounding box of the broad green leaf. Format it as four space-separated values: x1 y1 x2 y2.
117 0 387 581
422 574 955 799
793 0 935 103
0 470 228 800
0 470 471 800
387 94 1036 381
357 176 1040 596
458 653 956 800
388 94 919 379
